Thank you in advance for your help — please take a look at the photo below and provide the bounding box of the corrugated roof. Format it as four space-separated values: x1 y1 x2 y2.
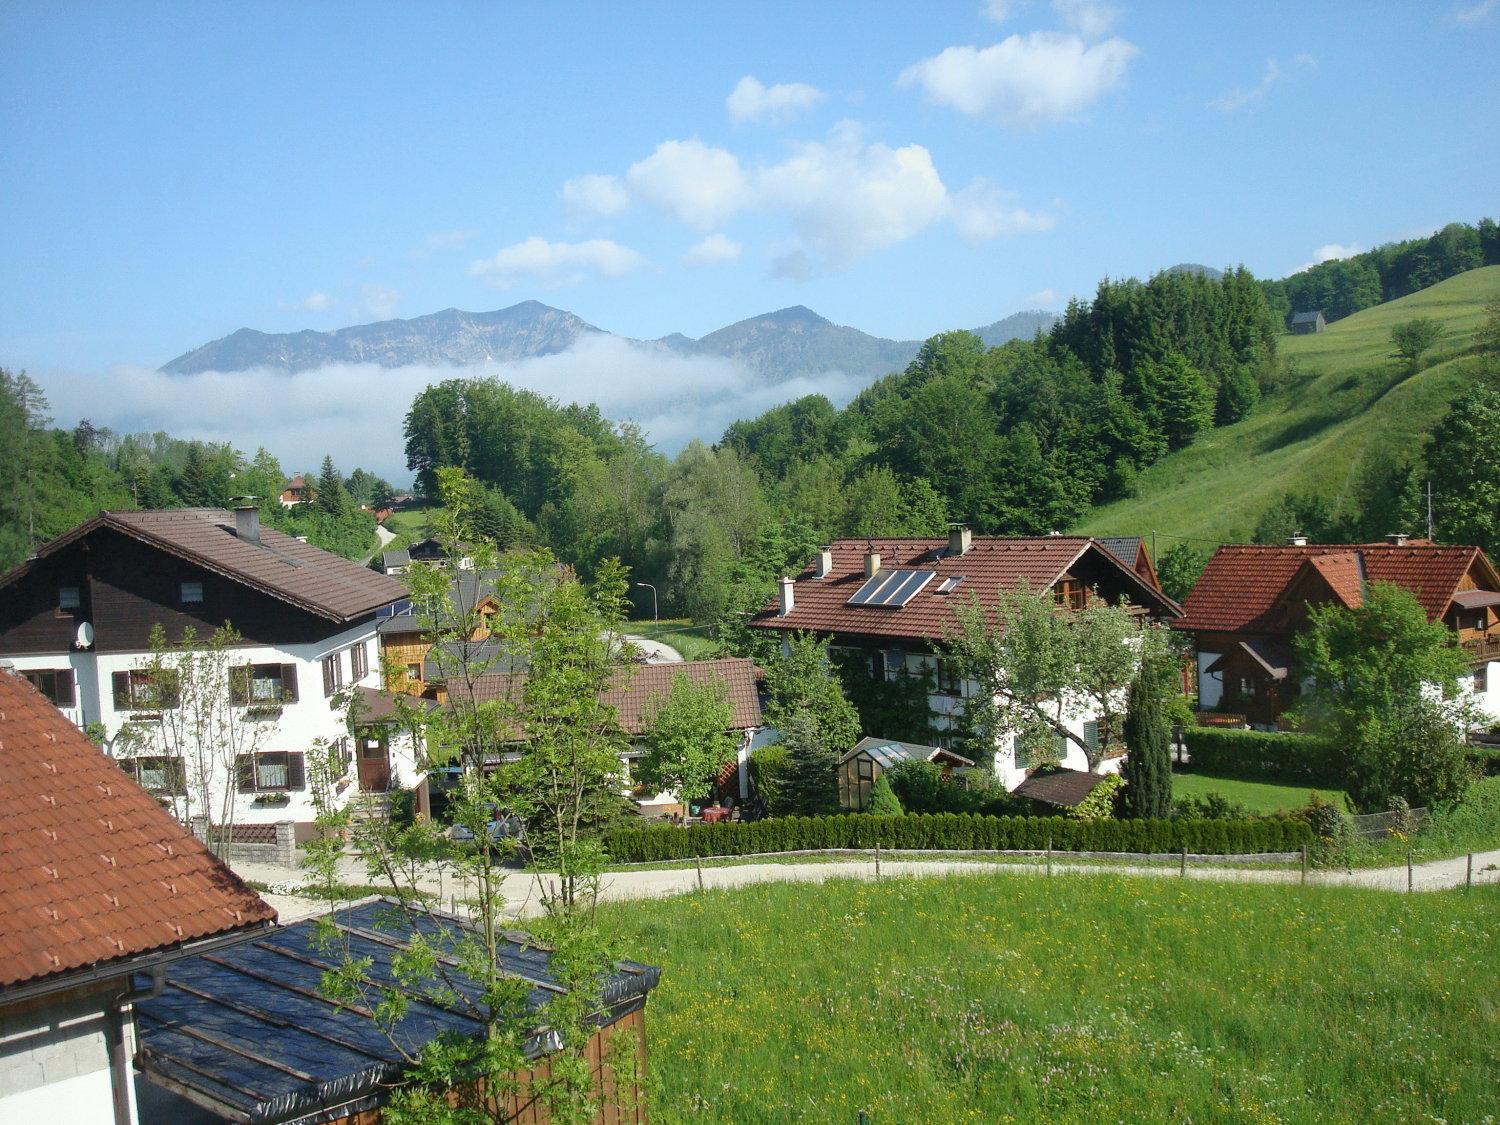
1175 543 1494 634
0 509 407 623
0 671 275 990
135 899 659 1124
750 537 1179 642
458 658 763 735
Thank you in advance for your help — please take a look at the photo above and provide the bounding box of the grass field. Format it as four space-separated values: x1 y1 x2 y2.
1076 265 1500 544
603 874 1500 1122
1171 769 1347 814
383 503 443 541
624 618 718 661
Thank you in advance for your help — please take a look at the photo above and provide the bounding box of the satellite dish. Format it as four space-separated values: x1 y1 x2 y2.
75 621 94 650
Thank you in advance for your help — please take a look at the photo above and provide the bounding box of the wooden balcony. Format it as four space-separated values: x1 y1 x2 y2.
1464 634 1500 663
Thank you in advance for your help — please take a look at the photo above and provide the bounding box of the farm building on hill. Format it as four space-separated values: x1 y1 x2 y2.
1289 310 1326 334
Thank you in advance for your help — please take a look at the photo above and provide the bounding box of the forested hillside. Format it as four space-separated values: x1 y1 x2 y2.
1262 218 1500 326
1077 266 1500 570
0 369 383 569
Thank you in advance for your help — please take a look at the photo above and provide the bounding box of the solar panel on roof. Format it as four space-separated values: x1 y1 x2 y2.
847 568 936 607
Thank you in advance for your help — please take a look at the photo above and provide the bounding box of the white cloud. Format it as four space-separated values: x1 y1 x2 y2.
1454 0 1497 22
1211 54 1316 113
1053 0 1118 38
280 291 332 313
682 233 743 267
423 229 479 251
1027 288 1062 306
362 284 400 319
35 338 872 481
624 139 751 230
984 0 1011 23
900 31 1138 126
468 237 646 289
1293 242 1363 274
726 76 825 125
948 178 1057 242
561 173 630 218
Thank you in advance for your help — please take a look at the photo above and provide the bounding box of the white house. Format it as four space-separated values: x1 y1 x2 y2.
0 669 275 1125
0 507 410 841
747 531 1182 791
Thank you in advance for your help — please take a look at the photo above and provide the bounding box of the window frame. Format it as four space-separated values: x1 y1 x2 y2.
57 585 81 613
236 750 307 793
322 652 344 698
120 755 187 796
179 580 205 605
350 641 368 681
232 662 300 706
22 667 75 708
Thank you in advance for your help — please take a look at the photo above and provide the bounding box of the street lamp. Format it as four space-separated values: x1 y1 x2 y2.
635 582 658 624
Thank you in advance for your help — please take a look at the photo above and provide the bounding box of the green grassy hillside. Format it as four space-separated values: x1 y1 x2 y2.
1076 265 1500 545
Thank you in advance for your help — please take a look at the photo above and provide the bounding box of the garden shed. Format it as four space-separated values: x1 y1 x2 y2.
132 899 659 1124
837 737 973 810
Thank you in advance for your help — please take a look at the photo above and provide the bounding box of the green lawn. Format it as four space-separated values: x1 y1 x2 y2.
1171 769 1346 813
602 875 1500 1122
383 503 443 541
1076 265 1500 544
624 618 718 662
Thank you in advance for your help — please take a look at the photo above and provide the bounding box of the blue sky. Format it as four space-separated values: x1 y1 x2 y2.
1 1 1497 475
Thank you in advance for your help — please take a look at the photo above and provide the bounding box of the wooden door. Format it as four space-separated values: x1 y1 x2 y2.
357 736 391 791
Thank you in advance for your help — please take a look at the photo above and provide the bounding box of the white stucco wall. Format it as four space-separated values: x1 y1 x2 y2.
1196 650 1224 710
4 621 384 826
0 984 137 1125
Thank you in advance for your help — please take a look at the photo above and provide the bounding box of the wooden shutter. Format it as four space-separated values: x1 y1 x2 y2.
55 669 76 708
1083 721 1100 752
230 665 251 707
322 656 336 697
286 752 307 791
280 664 300 703
112 671 131 709
235 754 256 793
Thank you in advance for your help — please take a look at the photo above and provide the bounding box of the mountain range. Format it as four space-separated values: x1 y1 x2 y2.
160 302 1057 385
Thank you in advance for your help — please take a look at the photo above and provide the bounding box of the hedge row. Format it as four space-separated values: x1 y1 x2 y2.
1182 727 1344 784
603 812 1312 863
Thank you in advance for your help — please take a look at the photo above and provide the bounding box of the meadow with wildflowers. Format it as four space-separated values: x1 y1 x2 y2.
604 872 1499 1122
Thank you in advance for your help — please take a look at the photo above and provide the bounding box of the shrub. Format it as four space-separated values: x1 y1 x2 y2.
1182 727 1343 785
603 810 1311 863
748 744 792 815
1466 741 1500 776
1172 793 1251 821
1069 774 1123 821
887 761 1025 817
866 775 904 816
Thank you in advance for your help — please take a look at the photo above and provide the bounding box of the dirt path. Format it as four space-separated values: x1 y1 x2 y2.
243 847 1500 923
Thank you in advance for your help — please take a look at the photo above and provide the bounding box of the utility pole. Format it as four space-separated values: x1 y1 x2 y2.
1426 480 1434 541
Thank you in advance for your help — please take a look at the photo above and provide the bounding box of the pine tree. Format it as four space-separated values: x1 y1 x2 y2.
315 455 350 519
1121 660 1172 819
780 713 839 817
866 773 903 816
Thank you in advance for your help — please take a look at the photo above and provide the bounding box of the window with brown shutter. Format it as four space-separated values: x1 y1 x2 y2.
238 750 309 792
280 664 299 702
322 653 342 697
22 668 74 708
235 663 300 706
350 641 368 681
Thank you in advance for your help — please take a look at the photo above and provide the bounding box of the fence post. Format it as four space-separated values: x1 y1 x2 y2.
1180 847 1187 878
1046 833 1052 877
1301 844 1308 886
1467 852 1473 889
695 854 704 893
1406 848 1413 893
874 840 881 880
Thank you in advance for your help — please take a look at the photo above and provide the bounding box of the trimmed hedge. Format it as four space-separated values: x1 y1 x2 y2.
603 812 1311 863
1183 727 1344 785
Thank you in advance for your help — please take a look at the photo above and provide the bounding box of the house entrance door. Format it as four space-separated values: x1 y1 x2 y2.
357 736 391 791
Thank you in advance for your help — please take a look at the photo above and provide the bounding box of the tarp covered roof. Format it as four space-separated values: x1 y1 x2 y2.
135 899 659 1124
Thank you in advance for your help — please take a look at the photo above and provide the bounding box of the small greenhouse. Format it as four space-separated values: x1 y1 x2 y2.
837 737 973 810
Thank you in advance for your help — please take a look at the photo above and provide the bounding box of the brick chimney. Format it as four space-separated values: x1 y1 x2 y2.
947 525 972 557
777 576 795 616
815 547 834 578
864 549 881 578
234 503 261 545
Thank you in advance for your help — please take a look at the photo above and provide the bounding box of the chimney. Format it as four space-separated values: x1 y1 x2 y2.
947 524 972 557
864 549 881 578
1386 532 1410 546
815 547 834 578
234 503 261 545
777 576 795 616
1287 534 1308 547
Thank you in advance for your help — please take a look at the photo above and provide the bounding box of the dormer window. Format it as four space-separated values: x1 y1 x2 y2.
180 581 204 605
57 586 81 612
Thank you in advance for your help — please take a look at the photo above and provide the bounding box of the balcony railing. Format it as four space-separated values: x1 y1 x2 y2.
1464 634 1500 663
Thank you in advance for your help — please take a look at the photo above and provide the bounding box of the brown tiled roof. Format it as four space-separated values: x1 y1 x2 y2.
460 658 763 736
1305 552 1365 609
749 537 1179 642
0 672 275 990
1014 768 1109 808
1 509 406 623
1175 544 1496 634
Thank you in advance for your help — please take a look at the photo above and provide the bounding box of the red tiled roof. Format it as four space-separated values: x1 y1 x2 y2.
0 672 275 990
749 537 1179 642
1175 544 1496 634
459 658 763 736
0 509 406 623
